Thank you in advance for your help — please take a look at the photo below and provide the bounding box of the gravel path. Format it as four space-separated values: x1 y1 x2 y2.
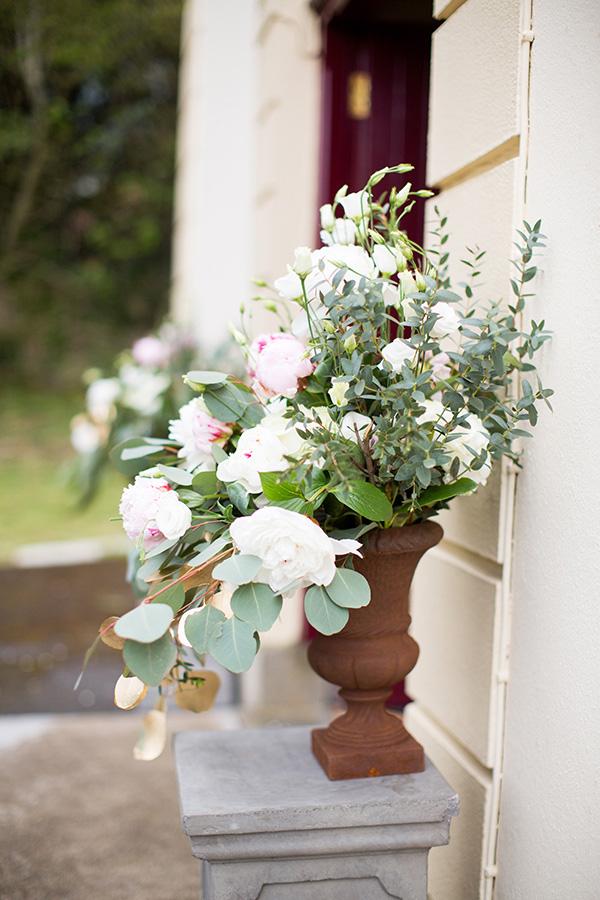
0 710 241 900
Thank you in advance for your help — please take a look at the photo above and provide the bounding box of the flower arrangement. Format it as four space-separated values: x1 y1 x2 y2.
80 163 551 758
69 321 199 505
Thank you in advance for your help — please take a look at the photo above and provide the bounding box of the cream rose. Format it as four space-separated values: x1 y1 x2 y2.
229 507 361 594
155 489 193 540
429 302 461 339
380 338 415 373
216 426 289 493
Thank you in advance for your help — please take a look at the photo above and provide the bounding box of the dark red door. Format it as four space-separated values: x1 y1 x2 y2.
309 2 436 709
317 6 434 248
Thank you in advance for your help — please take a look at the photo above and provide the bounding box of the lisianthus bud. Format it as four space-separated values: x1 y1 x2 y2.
414 270 427 291
373 243 397 276
292 246 313 279
343 334 357 353
395 252 408 272
396 182 411 205
228 324 247 346
329 381 350 407
399 270 418 296
323 320 335 334
320 204 335 230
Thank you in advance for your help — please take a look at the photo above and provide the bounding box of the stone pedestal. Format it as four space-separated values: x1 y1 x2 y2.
174 726 459 900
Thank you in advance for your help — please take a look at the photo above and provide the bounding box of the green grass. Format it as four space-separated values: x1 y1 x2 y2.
0 389 126 562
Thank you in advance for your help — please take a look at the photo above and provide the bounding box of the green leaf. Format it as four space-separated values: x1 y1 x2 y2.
331 480 393 522
157 464 193 486
209 616 259 673
123 633 178 686
114 603 173 643
110 439 162 476
227 481 251 515
270 497 314 515
188 535 231 567
260 471 303 501
211 443 228 465
212 554 262 584
325 568 371 609
304 585 350 634
184 370 229 387
230 583 283 631
151 581 186 613
192 471 218 495
417 477 477 506
204 383 264 427
184 605 226 654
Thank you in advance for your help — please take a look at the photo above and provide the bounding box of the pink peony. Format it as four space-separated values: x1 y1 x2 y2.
425 350 452 383
252 333 314 400
168 399 232 470
119 476 191 553
131 335 171 368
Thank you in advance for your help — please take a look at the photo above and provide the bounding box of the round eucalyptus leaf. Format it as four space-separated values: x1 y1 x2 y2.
114 603 173 643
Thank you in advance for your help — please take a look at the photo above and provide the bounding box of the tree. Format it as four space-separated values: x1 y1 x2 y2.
0 0 183 386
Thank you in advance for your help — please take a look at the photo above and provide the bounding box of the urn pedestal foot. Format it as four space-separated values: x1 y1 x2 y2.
311 725 424 780
311 687 424 780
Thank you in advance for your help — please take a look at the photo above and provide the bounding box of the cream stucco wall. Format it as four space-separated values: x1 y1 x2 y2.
171 0 321 350
406 1 600 898
496 2 600 897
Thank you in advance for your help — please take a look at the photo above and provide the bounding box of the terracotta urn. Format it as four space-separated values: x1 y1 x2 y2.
308 520 443 780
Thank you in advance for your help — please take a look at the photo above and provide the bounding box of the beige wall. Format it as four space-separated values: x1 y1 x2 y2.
171 0 321 350
407 1 600 898
404 1 528 898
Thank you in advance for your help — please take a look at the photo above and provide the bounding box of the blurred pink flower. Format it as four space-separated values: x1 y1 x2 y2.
250 333 314 399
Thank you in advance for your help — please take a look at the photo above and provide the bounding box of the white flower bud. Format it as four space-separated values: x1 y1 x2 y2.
414 270 427 291
328 381 350 407
320 204 335 230
292 246 313 279
373 244 397 276
396 182 411 205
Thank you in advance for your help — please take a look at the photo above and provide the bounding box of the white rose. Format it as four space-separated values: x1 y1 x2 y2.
274 268 303 302
70 416 102 454
339 190 369 220
260 406 309 457
86 377 121 422
373 244 397 276
229 507 361 594
290 299 329 341
119 365 170 416
322 243 378 280
416 400 453 433
292 246 313 279
216 426 288 493
380 338 415 373
341 411 373 443
321 218 358 246
155 489 192 540
443 414 491 486
429 302 460 339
